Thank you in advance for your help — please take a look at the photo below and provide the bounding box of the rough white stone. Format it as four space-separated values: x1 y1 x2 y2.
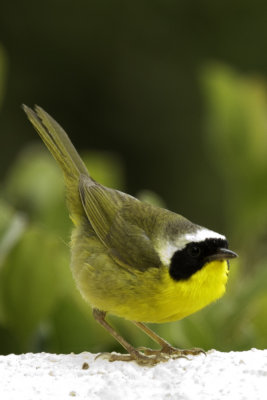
0 349 266 400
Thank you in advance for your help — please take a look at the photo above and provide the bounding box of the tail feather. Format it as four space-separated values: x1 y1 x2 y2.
23 104 89 222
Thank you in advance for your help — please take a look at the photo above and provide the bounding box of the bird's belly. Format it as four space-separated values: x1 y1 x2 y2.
105 260 228 323
71 231 229 323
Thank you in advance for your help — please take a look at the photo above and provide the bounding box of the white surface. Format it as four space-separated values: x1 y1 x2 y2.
0 349 266 400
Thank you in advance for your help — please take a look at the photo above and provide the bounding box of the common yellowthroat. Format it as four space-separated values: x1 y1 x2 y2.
23 105 237 366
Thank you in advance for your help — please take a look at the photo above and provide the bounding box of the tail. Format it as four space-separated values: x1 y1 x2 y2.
23 104 90 223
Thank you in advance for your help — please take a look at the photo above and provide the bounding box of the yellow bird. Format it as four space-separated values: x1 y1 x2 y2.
23 105 237 366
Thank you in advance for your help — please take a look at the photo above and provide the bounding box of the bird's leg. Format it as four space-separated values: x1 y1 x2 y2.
92 309 169 366
133 321 205 357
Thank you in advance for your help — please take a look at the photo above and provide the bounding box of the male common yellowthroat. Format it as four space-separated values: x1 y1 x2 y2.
23 105 237 366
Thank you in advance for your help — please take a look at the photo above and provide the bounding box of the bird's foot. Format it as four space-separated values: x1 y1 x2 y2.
137 346 206 359
95 350 169 366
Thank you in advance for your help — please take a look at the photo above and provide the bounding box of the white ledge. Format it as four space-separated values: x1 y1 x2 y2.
0 349 266 399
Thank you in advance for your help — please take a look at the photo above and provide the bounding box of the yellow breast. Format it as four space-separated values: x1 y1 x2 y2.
152 260 229 323
106 259 229 323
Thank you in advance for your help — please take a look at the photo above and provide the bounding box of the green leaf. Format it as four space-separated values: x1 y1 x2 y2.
0 225 72 350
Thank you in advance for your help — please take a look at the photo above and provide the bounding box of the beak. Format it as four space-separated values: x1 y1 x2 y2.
205 248 238 263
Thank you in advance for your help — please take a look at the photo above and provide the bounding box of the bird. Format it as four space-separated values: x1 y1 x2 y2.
23 105 237 366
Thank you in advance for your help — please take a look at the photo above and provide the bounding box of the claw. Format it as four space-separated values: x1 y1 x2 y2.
179 347 206 356
95 346 205 366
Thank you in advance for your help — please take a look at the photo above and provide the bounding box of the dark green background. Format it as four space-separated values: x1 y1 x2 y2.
1 0 267 225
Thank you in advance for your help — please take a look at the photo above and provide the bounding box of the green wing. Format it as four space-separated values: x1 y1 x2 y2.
79 175 161 271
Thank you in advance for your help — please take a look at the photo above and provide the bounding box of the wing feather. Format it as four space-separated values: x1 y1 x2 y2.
79 175 161 271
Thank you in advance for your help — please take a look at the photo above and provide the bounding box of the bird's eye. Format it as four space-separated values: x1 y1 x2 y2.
188 245 201 258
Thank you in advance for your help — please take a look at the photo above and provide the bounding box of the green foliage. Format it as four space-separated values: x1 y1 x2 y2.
144 65 267 353
202 65 267 247
0 147 130 354
5 146 70 239
0 226 71 349
1 64 267 355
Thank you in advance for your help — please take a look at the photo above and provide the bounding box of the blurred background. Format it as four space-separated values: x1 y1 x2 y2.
1 0 267 355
